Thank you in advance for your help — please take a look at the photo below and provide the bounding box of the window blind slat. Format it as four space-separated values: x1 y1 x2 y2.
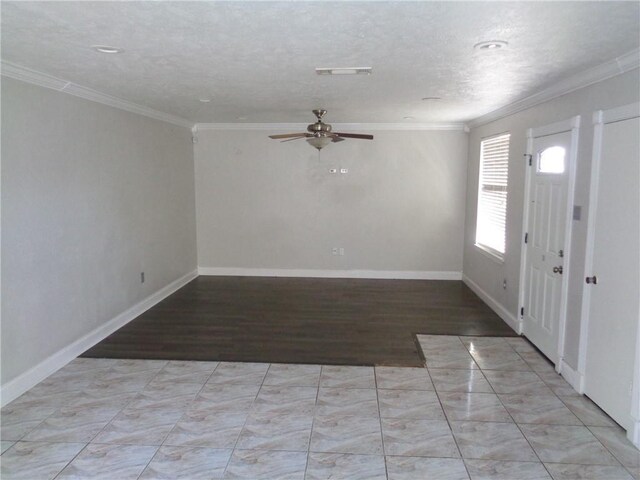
475 133 510 256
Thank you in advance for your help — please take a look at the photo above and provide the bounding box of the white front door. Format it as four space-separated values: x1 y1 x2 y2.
522 129 574 364
583 110 640 433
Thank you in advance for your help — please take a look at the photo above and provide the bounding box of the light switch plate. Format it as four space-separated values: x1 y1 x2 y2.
573 205 582 221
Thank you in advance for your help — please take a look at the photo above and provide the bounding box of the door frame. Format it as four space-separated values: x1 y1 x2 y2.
578 102 640 446
518 115 580 373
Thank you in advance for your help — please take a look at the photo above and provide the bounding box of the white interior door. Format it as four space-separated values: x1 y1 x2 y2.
522 130 573 364
583 111 640 433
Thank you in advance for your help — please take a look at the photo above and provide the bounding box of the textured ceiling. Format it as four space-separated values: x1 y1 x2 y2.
2 1 639 123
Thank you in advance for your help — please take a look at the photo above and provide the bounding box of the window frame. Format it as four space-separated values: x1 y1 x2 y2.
474 132 511 262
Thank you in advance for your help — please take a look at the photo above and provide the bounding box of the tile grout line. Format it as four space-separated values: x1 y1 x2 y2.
84 362 171 478
374 366 390 480
468 338 556 473
6 406 62 443
427 336 563 476
137 359 223 479
492 342 628 475
87 361 169 447
51 442 91 480
420 339 491 479
303 365 323 480
429 366 468 477
456 335 481 370
222 362 272 479
72 361 173 479
584 424 634 470
490 375 548 467
416 338 473 477
2 363 115 443
28 361 168 480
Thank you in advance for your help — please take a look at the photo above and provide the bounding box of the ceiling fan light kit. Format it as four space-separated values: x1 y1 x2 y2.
268 109 374 151
307 136 333 150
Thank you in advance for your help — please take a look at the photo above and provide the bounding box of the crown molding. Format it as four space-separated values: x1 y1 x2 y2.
1 60 193 129
1 60 70 90
195 122 468 132
467 48 640 129
616 48 640 72
61 83 193 129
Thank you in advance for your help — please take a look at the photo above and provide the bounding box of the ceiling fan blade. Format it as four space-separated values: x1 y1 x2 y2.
269 133 307 139
281 135 311 143
331 136 346 143
334 132 374 140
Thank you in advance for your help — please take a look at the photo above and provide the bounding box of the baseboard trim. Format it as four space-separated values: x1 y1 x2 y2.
559 359 585 394
630 420 640 449
0 269 198 407
462 274 521 334
197 267 462 281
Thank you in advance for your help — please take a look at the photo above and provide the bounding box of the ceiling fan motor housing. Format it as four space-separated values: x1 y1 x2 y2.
307 121 332 136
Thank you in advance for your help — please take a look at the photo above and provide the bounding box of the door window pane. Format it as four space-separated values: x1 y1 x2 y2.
538 146 565 173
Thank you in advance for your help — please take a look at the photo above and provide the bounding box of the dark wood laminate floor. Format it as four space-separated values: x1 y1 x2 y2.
82 276 516 367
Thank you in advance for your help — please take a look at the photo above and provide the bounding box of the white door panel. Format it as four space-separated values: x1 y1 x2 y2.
523 130 572 364
584 115 640 432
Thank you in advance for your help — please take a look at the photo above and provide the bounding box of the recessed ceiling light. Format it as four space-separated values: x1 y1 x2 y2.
237 116 247 120
316 67 372 76
199 97 212 103
474 40 508 51
403 116 415 120
422 97 442 101
91 45 124 54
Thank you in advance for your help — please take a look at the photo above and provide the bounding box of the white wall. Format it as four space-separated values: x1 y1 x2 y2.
5 63 636 396
1 77 197 385
463 69 640 369
195 129 469 276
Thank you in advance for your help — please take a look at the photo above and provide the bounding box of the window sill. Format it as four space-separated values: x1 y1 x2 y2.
475 243 505 264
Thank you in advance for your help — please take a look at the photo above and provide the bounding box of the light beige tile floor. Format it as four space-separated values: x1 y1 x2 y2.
1 336 639 479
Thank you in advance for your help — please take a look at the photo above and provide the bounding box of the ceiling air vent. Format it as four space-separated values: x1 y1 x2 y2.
315 67 372 76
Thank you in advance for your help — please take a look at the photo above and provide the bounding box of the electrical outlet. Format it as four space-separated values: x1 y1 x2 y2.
141 272 145 283
329 168 337 174
340 168 348 174
339 248 345 256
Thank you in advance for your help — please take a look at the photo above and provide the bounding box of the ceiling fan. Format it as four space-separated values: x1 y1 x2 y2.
269 109 373 150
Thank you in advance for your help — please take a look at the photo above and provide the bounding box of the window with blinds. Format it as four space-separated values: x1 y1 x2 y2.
475 133 510 258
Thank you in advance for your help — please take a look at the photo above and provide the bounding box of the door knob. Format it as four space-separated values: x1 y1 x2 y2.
553 266 563 274
586 276 598 284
